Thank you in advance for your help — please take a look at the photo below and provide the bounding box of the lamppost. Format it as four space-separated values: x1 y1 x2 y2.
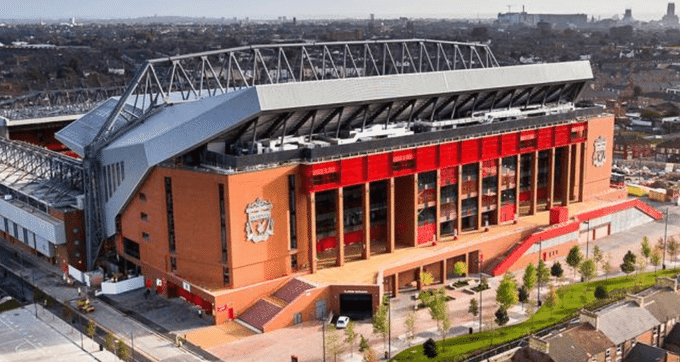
321 314 326 362
585 220 590 260
478 254 483 333
663 208 669 270
388 299 392 360
537 238 542 306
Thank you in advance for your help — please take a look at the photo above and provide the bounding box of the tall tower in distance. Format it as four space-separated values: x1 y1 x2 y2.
663 2 679 26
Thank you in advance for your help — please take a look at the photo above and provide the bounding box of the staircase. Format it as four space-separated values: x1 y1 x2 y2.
237 278 315 333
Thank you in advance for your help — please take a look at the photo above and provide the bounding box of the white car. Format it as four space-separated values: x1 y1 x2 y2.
336 316 350 329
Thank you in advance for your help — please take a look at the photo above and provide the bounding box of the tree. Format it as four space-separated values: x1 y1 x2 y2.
420 271 434 288
325 325 345 362
518 285 529 310
668 237 679 267
494 307 509 327
537 259 550 287
641 236 652 261
523 263 536 292
359 334 369 353
404 312 417 347
363 347 378 362
468 298 478 319
345 320 358 356
105 332 116 352
593 245 604 271
579 259 596 284
453 261 467 277
116 339 130 361
602 253 613 280
544 284 558 317
86 318 96 339
496 273 519 310
621 250 636 275
594 285 608 299
424 288 450 344
651 250 661 275
656 237 665 256
372 295 390 347
566 245 583 279
551 262 564 283
423 338 438 359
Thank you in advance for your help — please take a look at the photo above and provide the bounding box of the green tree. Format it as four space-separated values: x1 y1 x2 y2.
423 338 438 359
116 339 129 361
372 296 390 347
468 298 478 319
603 253 614 280
518 285 529 310
105 332 116 352
593 245 604 271
579 259 596 284
641 236 652 261
363 347 378 362
424 288 450 344
86 318 96 339
494 307 509 327
326 325 345 362
594 285 608 299
420 271 434 288
566 245 583 279
358 334 369 352
453 261 467 277
551 262 564 283
345 320 358 356
622 250 637 275
523 263 536 292
404 312 417 347
537 259 550 287
650 250 661 275
495 273 519 310
544 284 558 317
668 237 679 267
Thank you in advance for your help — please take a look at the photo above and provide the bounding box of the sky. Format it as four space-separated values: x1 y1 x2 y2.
1 0 677 21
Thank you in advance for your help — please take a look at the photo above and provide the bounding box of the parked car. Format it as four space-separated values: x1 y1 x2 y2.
336 316 350 329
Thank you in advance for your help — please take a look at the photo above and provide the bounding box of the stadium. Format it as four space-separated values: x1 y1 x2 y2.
0 39 662 332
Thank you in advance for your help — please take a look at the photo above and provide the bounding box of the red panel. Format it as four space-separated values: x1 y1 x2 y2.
554 125 569 146
482 159 497 178
392 149 415 162
317 236 338 253
344 230 364 245
439 142 460 167
310 161 340 175
461 139 480 164
370 225 386 242
537 127 553 149
519 191 531 202
341 157 365 186
499 204 516 223
501 133 519 156
367 153 391 181
481 136 500 160
417 223 436 245
537 187 548 199
550 206 569 225
416 146 438 172
440 166 458 185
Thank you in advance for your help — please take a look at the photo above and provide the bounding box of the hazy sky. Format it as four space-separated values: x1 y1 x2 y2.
1 0 677 21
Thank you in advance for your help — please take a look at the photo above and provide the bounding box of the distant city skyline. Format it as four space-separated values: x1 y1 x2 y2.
2 0 679 22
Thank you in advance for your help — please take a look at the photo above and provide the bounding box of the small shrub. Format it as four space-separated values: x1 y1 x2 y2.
594 285 608 300
358 334 369 352
423 338 438 359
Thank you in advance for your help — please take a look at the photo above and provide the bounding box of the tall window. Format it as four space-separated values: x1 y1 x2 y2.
288 175 297 250
219 184 228 264
165 177 176 253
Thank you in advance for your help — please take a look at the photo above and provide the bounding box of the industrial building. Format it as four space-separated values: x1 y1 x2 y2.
0 39 659 332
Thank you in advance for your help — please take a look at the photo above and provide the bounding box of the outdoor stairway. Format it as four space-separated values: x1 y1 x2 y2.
237 278 316 333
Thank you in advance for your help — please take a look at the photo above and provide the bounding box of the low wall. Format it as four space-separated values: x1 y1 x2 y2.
101 275 145 295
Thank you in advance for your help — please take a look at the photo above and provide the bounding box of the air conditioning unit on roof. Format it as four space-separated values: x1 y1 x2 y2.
3 195 12 201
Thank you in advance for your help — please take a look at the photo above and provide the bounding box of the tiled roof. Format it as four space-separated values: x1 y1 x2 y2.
643 290 680 323
597 302 660 345
622 343 666 362
238 299 282 332
273 278 315 304
547 324 614 362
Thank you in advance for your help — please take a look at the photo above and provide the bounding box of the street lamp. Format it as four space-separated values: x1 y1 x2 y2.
585 220 590 260
663 208 669 270
537 238 542 306
478 254 483 333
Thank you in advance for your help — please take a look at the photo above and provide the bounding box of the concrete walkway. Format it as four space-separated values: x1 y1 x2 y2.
0 242 208 362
